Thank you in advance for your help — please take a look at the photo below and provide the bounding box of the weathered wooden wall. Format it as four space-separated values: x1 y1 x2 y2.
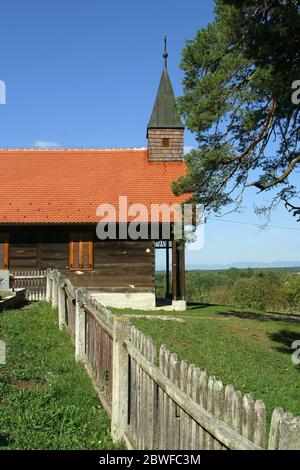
79 240 154 291
8 226 68 271
2 225 154 292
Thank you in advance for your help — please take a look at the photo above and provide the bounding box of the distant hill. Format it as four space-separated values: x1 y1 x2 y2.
187 261 300 270
156 261 300 271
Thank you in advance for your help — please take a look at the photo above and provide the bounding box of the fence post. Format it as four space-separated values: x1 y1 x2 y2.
51 270 59 308
58 273 66 330
75 288 88 362
268 408 300 450
46 269 52 303
111 317 131 443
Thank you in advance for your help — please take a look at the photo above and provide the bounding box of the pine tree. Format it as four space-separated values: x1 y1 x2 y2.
175 0 300 221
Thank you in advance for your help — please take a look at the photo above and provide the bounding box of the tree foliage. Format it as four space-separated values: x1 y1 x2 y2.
156 268 300 313
175 0 300 220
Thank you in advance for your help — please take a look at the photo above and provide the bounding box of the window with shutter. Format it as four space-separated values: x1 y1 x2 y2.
0 233 9 269
162 137 170 148
69 233 93 271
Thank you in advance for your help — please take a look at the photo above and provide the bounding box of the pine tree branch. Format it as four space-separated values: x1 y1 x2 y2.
249 154 300 191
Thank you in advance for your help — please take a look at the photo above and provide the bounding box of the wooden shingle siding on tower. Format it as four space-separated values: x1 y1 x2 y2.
148 128 184 162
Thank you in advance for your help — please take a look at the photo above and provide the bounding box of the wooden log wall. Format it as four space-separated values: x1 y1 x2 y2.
4 226 155 292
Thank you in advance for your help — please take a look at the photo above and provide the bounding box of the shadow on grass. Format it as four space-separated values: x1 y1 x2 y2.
268 329 300 350
216 310 300 324
187 302 220 310
267 329 300 372
0 431 12 447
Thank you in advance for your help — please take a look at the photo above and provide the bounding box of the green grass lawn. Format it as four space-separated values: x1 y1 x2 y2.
0 302 122 450
113 304 300 424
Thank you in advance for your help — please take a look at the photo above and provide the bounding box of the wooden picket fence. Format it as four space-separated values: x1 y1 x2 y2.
11 270 47 301
124 326 266 450
47 269 300 450
84 302 114 412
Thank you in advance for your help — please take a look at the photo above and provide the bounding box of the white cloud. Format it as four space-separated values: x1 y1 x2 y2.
184 145 195 154
0 80 6 105
34 140 59 148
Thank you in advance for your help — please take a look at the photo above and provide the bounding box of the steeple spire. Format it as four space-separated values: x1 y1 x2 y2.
147 37 184 130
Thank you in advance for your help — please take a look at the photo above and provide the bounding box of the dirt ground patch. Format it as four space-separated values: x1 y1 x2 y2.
9 379 46 391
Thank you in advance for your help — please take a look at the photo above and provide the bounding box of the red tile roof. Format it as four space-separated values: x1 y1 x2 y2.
0 148 189 223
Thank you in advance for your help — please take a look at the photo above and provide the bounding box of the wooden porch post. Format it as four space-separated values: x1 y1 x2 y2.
172 240 186 306
166 241 170 298
172 241 178 300
179 239 186 301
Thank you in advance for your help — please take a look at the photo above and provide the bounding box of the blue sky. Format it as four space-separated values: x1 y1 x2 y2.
0 0 299 267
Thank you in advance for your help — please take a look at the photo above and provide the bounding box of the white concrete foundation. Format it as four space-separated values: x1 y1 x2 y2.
91 292 156 310
172 300 187 311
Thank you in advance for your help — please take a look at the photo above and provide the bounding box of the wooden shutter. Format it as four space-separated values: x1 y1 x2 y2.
82 233 93 270
69 233 93 271
0 233 9 269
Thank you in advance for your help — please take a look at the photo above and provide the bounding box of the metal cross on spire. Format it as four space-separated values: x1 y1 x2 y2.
163 35 168 69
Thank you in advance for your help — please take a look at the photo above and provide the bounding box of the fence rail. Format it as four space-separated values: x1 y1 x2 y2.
11 269 47 301
47 269 300 450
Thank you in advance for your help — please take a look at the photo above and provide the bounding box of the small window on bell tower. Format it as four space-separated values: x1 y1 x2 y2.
162 137 170 148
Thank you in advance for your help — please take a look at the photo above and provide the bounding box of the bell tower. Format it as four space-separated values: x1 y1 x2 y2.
147 37 184 162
